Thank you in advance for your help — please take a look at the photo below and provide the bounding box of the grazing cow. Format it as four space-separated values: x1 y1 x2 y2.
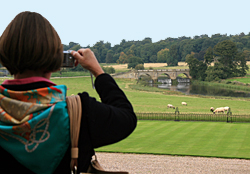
167 104 175 109
210 107 214 112
213 107 225 114
224 106 230 112
181 102 187 106
211 106 230 114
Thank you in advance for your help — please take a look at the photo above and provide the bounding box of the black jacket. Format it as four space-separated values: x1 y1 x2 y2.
0 74 137 173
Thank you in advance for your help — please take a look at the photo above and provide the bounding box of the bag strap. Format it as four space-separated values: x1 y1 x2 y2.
66 95 82 173
67 95 129 174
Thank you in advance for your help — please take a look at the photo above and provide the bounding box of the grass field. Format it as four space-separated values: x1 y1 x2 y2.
227 76 250 84
96 121 250 159
1 75 249 114
47 77 250 114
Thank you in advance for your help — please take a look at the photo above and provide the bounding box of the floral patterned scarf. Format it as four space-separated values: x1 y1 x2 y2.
0 84 70 174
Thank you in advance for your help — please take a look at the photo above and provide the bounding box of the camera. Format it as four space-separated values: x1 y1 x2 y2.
62 50 75 67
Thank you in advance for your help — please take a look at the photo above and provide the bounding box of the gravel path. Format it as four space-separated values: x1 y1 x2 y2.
96 152 250 174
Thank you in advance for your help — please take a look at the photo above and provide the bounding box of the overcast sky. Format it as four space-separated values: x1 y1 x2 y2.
1 0 249 47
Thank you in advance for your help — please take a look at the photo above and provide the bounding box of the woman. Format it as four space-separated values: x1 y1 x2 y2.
0 11 137 174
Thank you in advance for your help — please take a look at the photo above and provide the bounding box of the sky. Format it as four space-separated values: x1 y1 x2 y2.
1 0 250 47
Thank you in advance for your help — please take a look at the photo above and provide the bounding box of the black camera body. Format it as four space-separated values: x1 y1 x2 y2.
62 50 75 67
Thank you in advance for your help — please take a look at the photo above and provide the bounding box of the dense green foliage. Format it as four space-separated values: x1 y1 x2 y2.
63 32 250 81
64 32 250 66
127 56 144 69
102 66 115 74
186 40 249 81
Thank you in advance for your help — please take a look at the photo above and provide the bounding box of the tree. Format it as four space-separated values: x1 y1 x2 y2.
179 40 193 61
140 43 154 63
141 37 152 45
70 44 81 51
63 42 80 50
246 40 250 49
101 49 108 63
236 52 249 77
157 48 169 63
204 47 214 65
104 42 111 49
102 66 115 74
117 52 128 64
214 40 248 78
112 53 120 63
92 48 101 62
72 64 88 72
69 42 79 48
185 54 207 80
106 50 113 63
150 55 157 63
135 64 144 70
213 40 237 67
205 63 227 81
211 33 223 39
243 50 250 61
91 41 108 63
236 42 244 51
126 45 135 59
127 56 144 69
167 44 179 66
194 50 206 61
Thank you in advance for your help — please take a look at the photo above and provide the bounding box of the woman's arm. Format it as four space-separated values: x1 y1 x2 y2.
79 73 137 148
72 48 137 148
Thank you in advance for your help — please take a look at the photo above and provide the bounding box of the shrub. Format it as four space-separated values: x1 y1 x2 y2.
127 56 144 69
215 77 220 81
103 66 115 74
135 64 144 70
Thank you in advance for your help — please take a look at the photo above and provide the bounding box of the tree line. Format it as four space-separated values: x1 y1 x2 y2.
64 32 250 80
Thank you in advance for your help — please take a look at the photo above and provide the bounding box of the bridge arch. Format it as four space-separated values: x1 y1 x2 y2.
112 69 191 80
176 72 191 79
138 73 152 80
158 73 171 79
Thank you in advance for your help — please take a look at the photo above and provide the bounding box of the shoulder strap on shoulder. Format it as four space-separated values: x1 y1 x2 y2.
66 95 82 172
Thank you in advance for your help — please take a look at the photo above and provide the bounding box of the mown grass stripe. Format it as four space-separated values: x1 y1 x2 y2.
96 121 250 159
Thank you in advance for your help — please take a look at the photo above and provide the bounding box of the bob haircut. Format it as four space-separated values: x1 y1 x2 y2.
0 11 63 75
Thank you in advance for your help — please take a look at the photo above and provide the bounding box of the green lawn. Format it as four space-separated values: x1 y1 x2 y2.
96 121 250 159
227 77 250 84
47 77 250 114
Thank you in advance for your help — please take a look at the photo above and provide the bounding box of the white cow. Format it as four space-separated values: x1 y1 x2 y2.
213 107 225 114
167 104 175 109
224 106 230 112
181 102 187 106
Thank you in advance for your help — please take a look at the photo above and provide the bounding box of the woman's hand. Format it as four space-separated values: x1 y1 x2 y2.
71 48 104 77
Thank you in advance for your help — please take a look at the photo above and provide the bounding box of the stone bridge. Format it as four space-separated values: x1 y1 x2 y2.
112 69 191 80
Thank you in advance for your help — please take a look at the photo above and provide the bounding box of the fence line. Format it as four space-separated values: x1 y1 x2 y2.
135 112 250 123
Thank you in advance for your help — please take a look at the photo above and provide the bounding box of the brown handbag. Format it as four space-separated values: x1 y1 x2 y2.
66 95 129 174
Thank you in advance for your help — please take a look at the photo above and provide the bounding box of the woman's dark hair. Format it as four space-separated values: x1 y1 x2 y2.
0 11 63 75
